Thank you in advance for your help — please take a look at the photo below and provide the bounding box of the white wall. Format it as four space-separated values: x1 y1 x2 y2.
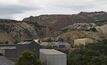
40 51 66 65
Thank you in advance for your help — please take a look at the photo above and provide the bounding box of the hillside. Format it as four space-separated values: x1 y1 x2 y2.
0 19 42 44
79 11 107 25
0 11 107 44
23 15 95 31
57 30 105 42
96 24 107 34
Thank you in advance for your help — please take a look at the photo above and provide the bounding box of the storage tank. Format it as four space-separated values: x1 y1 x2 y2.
40 49 66 65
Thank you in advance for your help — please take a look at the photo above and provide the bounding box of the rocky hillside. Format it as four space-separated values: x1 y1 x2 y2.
20 12 107 42
0 11 107 44
62 23 96 31
23 15 95 31
23 11 107 30
0 19 43 44
96 24 107 34
79 11 107 25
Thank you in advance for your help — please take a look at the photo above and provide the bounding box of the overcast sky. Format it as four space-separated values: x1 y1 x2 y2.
0 0 107 20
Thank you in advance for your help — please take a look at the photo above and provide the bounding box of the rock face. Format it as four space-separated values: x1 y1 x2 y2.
0 11 107 44
22 12 107 41
23 15 95 31
96 24 107 34
62 23 96 31
0 19 41 44
79 11 107 21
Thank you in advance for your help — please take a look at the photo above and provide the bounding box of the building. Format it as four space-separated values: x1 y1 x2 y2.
0 40 40 61
40 49 66 65
0 44 16 61
74 38 95 46
40 42 71 51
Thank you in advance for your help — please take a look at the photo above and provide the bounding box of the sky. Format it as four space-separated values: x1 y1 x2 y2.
0 0 107 20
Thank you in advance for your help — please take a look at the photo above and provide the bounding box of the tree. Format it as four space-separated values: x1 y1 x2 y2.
15 50 42 65
67 41 107 65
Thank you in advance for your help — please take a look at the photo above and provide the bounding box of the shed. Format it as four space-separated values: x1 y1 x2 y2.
4 40 40 61
40 49 66 65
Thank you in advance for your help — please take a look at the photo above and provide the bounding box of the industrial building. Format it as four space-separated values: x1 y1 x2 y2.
40 42 71 51
40 49 67 65
0 40 40 61
0 40 67 65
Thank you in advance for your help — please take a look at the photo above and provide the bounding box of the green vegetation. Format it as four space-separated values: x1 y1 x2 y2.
67 39 107 65
15 50 42 65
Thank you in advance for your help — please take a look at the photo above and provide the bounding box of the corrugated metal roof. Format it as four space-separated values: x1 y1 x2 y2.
40 49 65 55
41 42 70 46
0 45 16 49
0 56 14 65
18 41 31 44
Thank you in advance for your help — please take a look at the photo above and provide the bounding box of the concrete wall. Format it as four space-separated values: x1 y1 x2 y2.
4 41 40 61
29 41 40 58
16 41 40 59
40 50 66 65
5 49 17 61
47 54 66 65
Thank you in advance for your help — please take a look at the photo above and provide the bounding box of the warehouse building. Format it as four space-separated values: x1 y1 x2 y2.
0 40 40 61
40 42 71 51
40 49 67 65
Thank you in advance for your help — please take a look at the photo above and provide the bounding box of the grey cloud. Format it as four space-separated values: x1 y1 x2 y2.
0 4 39 15
46 0 107 12
1 0 107 20
47 3 95 13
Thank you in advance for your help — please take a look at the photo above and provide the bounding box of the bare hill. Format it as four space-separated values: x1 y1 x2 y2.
79 11 107 22
0 19 41 44
23 15 95 31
